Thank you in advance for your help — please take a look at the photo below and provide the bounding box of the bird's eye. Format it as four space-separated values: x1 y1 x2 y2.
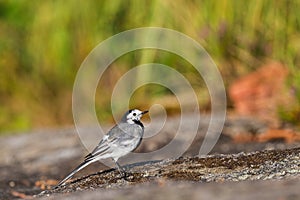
133 113 136 116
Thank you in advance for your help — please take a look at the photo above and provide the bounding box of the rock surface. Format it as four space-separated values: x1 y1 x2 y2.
37 148 300 198
40 178 300 200
1 114 299 199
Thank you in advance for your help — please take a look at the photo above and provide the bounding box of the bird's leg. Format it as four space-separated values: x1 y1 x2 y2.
112 159 126 177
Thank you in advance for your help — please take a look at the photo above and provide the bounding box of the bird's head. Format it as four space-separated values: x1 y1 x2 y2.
122 109 148 124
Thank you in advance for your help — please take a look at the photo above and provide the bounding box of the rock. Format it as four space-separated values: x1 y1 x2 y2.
1 115 299 199
37 147 300 197
38 178 300 200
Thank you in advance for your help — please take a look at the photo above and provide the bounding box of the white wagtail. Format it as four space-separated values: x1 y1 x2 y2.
56 109 148 187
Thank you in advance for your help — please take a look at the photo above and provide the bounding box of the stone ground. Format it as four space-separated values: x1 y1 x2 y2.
0 114 299 199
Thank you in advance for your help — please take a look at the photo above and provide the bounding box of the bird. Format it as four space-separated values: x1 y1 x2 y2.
55 109 148 187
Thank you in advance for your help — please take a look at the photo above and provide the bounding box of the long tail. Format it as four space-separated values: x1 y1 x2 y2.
54 159 95 188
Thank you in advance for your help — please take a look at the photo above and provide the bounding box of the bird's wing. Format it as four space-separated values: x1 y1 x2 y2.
84 123 143 161
84 136 112 161
84 125 123 161
107 123 144 146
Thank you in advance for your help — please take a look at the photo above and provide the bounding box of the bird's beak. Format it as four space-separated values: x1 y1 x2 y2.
141 110 149 115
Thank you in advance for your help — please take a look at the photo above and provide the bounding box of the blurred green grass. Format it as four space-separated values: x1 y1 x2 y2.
0 0 300 133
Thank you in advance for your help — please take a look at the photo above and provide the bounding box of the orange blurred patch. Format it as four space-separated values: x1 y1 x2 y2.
230 129 300 143
11 191 33 199
256 129 300 143
229 62 293 126
35 179 58 190
231 132 255 143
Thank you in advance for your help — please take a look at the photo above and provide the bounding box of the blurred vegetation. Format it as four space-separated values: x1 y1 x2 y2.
0 0 300 133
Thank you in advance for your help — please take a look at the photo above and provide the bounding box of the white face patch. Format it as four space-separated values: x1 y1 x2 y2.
126 109 143 124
